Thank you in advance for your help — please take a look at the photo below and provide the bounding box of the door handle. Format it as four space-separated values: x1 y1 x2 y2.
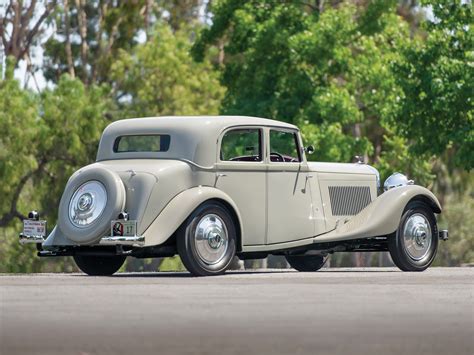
217 173 227 178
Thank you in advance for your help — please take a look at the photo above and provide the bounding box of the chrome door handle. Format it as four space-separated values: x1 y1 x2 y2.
217 173 227 177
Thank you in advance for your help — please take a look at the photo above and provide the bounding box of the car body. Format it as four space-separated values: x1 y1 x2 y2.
20 116 448 275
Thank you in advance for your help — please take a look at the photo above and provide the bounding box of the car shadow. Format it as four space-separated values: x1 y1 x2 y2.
71 268 400 278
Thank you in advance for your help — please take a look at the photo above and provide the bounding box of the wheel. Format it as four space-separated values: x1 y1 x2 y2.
388 201 438 272
74 255 126 276
177 202 237 276
286 255 326 272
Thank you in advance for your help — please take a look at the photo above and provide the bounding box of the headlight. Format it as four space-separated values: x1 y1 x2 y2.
68 180 107 227
384 173 414 191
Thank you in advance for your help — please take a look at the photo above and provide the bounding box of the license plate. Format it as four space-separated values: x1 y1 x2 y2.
111 220 137 237
23 220 47 237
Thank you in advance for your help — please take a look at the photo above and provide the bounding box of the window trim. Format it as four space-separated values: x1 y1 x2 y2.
218 127 264 163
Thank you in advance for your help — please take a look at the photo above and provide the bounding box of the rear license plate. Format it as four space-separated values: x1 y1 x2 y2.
111 220 137 237
23 220 47 237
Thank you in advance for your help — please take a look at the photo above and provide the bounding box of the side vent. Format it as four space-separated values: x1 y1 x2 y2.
328 186 372 216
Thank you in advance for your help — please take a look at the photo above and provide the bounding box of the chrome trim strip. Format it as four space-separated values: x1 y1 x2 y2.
99 235 145 246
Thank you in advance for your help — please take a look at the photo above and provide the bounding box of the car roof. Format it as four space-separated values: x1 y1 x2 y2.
106 115 297 131
96 116 298 165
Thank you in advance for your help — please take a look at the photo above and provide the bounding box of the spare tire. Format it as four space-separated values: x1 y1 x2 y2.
57 165 126 244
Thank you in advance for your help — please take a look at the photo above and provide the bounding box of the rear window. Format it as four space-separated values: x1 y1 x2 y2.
113 135 171 153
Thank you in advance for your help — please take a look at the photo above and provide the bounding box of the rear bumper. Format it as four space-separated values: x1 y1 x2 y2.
19 233 45 244
20 230 145 247
99 235 145 246
20 232 145 247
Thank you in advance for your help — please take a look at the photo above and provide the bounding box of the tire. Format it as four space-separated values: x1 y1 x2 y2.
58 166 126 244
177 202 237 276
74 255 126 276
388 201 438 272
286 255 326 272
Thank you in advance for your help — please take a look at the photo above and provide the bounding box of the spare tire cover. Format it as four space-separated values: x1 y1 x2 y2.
58 166 126 244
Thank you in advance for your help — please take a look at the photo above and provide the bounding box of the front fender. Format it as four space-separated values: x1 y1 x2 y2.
143 186 243 247
315 185 442 243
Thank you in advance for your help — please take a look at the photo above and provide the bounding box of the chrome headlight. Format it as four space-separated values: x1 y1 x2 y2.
68 180 107 228
384 173 414 192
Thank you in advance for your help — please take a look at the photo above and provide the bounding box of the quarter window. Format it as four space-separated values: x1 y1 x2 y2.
220 129 262 162
269 130 301 162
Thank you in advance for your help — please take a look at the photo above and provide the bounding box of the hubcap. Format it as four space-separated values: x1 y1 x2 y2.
403 213 432 261
194 214 228 265
69 181 107 228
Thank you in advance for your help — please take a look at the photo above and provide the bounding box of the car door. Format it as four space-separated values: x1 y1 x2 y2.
266 128 315 244
215 127 267 246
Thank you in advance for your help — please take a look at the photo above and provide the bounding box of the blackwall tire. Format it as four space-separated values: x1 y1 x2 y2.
58 166 126 244
388 201 438 272
177 202 237 276
74 255 126 276
286 255 326 272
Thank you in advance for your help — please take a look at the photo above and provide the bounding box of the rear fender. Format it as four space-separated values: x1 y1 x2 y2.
315 185 441 243
143 186 243 247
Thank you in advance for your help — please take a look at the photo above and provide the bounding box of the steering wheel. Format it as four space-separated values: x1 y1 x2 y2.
270 152 285 162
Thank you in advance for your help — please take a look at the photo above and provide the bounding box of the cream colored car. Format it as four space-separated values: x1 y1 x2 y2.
20 116 448 275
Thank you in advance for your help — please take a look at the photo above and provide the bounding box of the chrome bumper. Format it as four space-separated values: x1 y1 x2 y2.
19 233 45 244
99 235 145 246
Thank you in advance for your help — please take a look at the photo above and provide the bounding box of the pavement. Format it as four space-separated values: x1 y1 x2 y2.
0 267 473 355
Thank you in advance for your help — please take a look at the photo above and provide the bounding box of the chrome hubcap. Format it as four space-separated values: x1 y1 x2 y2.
403 213 432 261
194 214 228 265
69 181 107 228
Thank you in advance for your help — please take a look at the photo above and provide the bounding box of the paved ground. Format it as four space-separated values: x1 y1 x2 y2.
0 268 473 355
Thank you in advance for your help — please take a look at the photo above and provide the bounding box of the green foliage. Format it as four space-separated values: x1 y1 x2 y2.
435 186 474 266
192 0 432 183
393 0 473 170
0 66 112 272
0 1 472 272
110 24 224 117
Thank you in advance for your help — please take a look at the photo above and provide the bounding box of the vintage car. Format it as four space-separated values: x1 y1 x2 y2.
19 116 448 276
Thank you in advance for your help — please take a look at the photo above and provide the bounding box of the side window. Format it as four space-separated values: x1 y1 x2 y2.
220 129 262 162
269 130 301 162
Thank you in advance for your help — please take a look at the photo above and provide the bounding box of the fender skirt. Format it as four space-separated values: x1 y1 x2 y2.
314 185 442 243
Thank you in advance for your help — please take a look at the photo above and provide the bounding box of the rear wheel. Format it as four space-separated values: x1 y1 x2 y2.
388 201 438 272
177 202 237 276
74 255 126 276
286 255 326 272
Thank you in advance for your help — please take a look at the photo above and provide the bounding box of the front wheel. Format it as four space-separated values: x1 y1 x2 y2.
388 201 438 272
177 202 237 276
286 255 326 272
74 255 126 276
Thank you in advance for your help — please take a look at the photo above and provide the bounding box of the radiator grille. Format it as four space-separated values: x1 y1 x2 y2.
328 186 372 216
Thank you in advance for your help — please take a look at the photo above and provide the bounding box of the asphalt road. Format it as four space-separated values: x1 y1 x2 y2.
1 268 473 355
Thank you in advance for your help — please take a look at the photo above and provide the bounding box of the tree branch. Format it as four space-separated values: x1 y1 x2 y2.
19 0 57 61
0 159 48 227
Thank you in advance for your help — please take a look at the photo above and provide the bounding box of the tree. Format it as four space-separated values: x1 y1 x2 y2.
43 0 207 86
44 0 151 84
110 23 224 117
393 0 473 170
0 63 111 272
0 1 57 66
192 0 433 184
